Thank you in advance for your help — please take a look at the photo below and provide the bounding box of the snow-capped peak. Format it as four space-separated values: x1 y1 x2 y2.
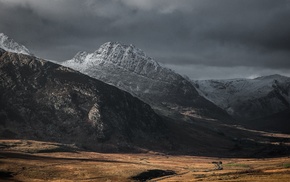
0 33 31 55
94 42 146 57
254 74 288 81
193 74 290 120
91 41 161 72
64 41 165 78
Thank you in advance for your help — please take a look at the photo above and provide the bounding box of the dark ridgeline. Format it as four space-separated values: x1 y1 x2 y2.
0 49 170 152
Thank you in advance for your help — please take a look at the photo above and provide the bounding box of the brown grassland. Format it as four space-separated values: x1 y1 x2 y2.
0 140 290 181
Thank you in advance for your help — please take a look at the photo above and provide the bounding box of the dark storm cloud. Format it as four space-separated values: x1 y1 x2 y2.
0 0 290 79
151 0 290 69
0 0 125 58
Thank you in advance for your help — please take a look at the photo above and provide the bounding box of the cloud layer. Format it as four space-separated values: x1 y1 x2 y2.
1 0 290 79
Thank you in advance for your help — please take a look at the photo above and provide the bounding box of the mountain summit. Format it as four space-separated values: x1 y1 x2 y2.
64 42 181 82
63 42 232 122
0 33 31 55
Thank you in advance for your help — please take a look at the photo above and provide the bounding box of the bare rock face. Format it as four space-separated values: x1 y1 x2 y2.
0 49 169 152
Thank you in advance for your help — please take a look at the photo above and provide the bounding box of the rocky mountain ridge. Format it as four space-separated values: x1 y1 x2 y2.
1 34 289 156
62 42 232 122
0 48 263 156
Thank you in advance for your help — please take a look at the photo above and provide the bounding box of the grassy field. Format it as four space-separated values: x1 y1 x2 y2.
0 140 290 181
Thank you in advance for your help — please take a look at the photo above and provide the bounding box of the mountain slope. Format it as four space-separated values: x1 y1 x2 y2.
1 45 288 157
0 33 31 55
0 48 259 157
0 48 170 152
193 75 290 132
62 42 232 122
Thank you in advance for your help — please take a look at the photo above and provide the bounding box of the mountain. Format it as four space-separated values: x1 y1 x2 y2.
1 40 288 157
0 33 31 55
62 42 232 122
0 48 171 152
193 75 290 132
0 48 253 156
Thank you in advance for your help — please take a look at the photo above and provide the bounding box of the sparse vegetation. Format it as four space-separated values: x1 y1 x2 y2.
282 163 290 168
225 163 250 168
0 139 290 181
195 174 206 178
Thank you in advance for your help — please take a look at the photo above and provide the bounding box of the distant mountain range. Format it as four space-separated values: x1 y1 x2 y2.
193 75 290 119
0 32 289 156
0 34 238 155
61 41 290 133
1 32 290 132
193 75 290 132
1 31 289 133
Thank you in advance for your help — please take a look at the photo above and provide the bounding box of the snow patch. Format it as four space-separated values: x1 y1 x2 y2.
193 75 290 118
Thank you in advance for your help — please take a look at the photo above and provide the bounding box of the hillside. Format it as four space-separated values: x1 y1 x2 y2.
0 48 170 152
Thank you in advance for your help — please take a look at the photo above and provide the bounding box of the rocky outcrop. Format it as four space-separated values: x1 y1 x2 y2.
0 49 169 152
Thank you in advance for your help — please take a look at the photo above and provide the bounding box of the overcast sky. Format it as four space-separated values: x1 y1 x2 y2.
1 0 290 79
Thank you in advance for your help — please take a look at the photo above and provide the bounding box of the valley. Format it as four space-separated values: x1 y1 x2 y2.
1 139 290 182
